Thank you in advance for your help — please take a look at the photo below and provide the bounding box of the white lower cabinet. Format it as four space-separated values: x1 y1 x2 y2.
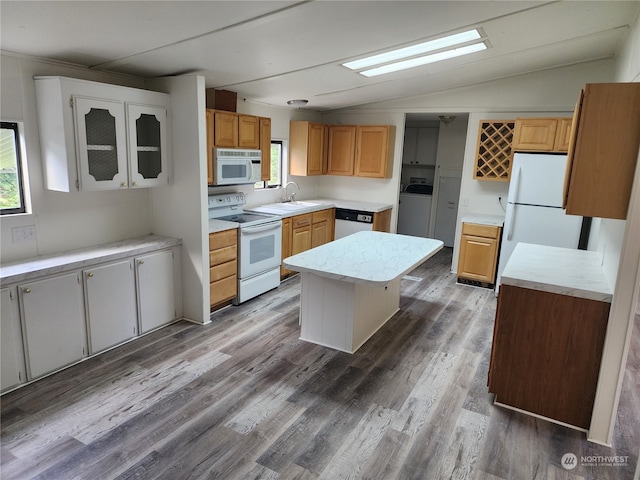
84 259 138 354
1 288 26 392
136 249 176 334
19 272 87 380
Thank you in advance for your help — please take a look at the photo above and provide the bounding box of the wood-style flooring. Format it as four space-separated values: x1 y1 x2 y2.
1 248 638 480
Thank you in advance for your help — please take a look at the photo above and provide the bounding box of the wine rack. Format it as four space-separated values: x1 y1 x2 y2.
473 120 515 182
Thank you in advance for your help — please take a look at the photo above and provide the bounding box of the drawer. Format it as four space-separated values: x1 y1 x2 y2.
462 223 500 239
312 208 334 224
292 213 312 229
209 244 237 266
210 259 236 282
210 274 237 306
209 229 237 251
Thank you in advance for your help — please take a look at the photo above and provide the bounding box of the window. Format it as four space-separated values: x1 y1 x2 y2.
0 122 27 215
255 140 283 189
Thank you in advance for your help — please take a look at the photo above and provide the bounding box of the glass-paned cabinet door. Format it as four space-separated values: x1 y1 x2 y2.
73 96 128 190
127 104 169 187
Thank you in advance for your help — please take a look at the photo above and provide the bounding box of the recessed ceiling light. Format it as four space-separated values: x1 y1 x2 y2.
343 29 482 71
360 42 487 77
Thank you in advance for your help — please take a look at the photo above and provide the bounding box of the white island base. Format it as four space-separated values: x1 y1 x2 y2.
284 231 443 354
299 273 401 353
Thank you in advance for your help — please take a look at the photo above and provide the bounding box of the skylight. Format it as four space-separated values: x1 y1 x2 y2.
343 29 487 77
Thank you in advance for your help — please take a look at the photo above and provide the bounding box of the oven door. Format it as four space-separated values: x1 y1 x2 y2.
239 221 282 278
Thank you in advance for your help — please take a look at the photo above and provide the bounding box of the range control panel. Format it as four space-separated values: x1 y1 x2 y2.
208 192 245 208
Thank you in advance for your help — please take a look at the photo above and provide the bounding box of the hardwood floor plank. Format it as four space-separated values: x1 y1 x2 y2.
436 408 488 480
1 248 638 480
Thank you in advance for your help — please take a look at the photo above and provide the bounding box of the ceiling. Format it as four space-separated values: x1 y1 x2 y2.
2 1 639 112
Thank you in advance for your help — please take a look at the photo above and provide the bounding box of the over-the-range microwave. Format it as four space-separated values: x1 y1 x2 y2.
212 148 262 185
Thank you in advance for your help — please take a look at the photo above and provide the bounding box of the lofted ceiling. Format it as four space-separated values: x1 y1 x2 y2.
1 1 639 112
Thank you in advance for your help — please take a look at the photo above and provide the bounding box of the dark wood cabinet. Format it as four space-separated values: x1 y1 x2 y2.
488 284 610 429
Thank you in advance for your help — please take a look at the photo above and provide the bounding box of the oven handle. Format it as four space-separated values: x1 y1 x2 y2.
241 222 282 235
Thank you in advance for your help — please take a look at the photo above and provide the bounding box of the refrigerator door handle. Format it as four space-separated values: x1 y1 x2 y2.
510 166 521 204
506 203 516 241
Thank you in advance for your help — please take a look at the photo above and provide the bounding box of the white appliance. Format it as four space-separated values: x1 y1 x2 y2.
434 176 461 247
212 148 262 185
334 208 373 239
208 193 282 304
397 192 432 237
496 152 584 289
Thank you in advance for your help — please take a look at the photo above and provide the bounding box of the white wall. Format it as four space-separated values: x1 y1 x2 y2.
588 12 640 445
0 53 154 264
328 60 614 262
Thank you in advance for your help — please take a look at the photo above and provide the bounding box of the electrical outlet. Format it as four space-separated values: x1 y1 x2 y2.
12 225 36 243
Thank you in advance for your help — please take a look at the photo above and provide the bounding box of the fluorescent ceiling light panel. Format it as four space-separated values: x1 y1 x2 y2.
360 42 487 77
343 29 482 71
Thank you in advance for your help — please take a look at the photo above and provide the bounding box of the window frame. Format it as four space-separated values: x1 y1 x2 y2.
0 121 27 215
255 139 284 190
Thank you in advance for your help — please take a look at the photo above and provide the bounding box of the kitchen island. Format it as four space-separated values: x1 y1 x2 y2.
283 231 443 353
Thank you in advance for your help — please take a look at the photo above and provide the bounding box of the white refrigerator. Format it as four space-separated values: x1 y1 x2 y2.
496 153 584 289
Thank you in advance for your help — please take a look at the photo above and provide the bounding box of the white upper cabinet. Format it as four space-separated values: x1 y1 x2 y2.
35 76 171 192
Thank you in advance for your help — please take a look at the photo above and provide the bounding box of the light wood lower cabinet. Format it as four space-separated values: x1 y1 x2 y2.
372 208 392 232
209 228 238 308
457 223 501 285
281 208 335 279
488 285 610 429
84 259 137 354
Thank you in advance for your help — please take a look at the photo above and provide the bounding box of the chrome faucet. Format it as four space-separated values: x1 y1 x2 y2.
283 181 300 202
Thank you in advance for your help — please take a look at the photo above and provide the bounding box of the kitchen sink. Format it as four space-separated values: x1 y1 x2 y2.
249 201 326 215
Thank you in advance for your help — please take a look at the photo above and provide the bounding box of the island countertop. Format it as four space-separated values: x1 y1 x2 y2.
283 231 443 286
501 243 613 302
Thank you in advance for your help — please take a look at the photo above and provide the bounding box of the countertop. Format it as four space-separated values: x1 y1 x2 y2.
208 218 239 234
0 235 182 285
283 231 443 286
248 198 393 218
501 243 613 303
461 214 505 227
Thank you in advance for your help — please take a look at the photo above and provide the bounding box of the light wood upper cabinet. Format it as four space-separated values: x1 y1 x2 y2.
289 121 326 176
238 114 260 149
473 120 515 182
563 83 640 220
213 110 239 147
553 118 573 151
457 223 501 285
512 117 573 153
207 109 271 185
327 125 356 175
260 117 272 181
355 125 395 178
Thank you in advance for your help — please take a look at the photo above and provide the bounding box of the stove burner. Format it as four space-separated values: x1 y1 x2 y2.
216 213 274 224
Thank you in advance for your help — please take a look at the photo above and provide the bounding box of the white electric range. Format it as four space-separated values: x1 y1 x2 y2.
208 193 282 304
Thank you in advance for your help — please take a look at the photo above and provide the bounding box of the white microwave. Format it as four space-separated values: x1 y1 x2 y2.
212 148 262 185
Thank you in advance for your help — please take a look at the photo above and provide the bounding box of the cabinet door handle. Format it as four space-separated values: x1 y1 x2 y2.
87 272 94 277
24 288 31 294
138 260 145 265
121 182 128 188
133 181 139 187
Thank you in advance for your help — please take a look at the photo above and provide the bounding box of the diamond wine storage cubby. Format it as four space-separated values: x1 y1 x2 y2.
473 120 515 182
